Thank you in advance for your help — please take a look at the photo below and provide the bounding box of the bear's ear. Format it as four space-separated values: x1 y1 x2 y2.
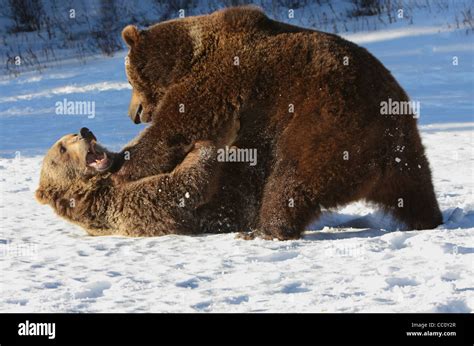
35 187 50 204
122 25 140 48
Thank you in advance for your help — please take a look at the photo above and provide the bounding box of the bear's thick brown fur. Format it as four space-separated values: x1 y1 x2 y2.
35 129 222 236
115 6 442 239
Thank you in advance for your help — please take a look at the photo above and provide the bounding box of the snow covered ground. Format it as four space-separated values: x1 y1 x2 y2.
0 5 473 312
0 125 473 313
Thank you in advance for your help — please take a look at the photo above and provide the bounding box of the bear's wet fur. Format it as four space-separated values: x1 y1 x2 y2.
116 6 442 239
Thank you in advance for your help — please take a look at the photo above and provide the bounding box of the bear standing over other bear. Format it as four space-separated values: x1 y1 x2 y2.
114 6 442 240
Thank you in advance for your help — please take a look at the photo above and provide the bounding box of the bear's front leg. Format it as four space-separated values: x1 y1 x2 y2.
252 160 322 241
113 126 193 183
115 110 239 184
120 141 220 236
169 140 221 209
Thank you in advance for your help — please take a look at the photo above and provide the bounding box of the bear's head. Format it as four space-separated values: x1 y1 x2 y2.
122 6 269 124
35 128 113 205
122 20 195 124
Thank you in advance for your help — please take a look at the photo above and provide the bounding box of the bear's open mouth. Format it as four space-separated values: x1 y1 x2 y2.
86 142 111 171
134 104 143 124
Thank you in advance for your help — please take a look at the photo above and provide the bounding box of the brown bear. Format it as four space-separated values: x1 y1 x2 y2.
35 128 222 236
112 6 442 240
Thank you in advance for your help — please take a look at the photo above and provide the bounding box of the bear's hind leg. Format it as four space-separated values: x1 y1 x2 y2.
365 163 443 230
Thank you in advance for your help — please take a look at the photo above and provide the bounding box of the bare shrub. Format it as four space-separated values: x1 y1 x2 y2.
7 0 44 33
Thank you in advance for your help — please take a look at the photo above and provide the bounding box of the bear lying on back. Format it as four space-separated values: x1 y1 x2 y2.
35 128 221 236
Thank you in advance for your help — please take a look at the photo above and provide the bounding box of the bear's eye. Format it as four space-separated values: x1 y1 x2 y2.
59 145 66 154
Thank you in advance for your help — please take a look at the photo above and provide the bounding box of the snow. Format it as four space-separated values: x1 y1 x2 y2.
0 81 130 103
342 25 457 44
0 132 473 312
0 4 473 312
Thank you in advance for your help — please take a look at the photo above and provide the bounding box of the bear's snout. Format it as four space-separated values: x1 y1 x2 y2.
80 127 97 142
